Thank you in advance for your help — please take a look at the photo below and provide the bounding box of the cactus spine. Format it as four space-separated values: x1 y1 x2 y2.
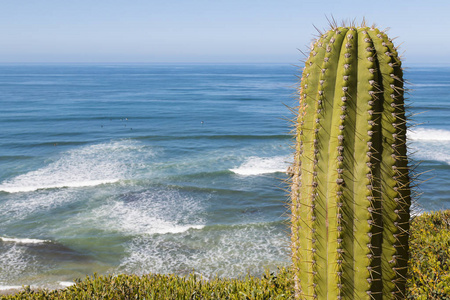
290 25 411 299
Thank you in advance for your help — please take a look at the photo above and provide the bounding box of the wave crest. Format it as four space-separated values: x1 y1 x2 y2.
230 156 289 176
82 188 205 236
0 237 51 244
0 140 152 193
409 128 450 141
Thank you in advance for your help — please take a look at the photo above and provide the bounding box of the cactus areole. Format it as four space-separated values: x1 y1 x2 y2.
290 25 411 299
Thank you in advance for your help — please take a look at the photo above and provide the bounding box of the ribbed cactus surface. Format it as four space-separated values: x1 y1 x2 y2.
290 26 411 299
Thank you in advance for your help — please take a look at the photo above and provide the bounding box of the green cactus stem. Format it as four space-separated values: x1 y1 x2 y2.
290 25 411 299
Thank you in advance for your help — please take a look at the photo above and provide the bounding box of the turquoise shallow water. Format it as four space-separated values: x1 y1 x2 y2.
0 63 448 289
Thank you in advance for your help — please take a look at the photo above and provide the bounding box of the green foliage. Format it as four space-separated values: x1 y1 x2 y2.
1 268 294 300
407 210 450 299
290 24 410 299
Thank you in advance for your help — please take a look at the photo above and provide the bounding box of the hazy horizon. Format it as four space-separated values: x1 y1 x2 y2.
1 0 448 64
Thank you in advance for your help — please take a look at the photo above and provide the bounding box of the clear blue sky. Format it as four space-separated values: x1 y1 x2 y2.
0 0 448 63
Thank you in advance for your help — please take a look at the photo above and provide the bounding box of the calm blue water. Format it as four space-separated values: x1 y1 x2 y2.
0 63 448 290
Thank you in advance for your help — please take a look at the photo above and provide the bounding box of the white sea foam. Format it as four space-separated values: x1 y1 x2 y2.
119 222 289 278
0 179 120 193
58 281 75 287
408 128 450 165
408 128 450 141
230 156 290 176
92 200 204 235
0 188 81 224
410 143 450 165
0 285 23 291
0 237 50 244
85 188 205 236
0 283 70 292
0 140 152 193
0 245 31 283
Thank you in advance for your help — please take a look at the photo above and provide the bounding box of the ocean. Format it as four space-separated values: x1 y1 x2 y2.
0 63 449 290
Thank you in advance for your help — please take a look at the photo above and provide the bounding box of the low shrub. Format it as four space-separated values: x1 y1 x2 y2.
1 269 293 299
407 210 450 299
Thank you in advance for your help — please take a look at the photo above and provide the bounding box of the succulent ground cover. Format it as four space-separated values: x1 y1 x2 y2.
406 210 450 299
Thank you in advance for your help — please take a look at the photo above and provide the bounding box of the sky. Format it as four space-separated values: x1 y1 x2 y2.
0 0 449 64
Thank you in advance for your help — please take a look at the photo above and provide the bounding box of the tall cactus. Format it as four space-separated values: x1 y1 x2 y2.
290 25 411 299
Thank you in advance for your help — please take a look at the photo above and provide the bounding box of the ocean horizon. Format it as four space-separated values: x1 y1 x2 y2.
0 63 449 290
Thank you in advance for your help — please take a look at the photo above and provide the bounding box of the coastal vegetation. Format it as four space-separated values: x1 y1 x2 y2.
2 210 449 299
